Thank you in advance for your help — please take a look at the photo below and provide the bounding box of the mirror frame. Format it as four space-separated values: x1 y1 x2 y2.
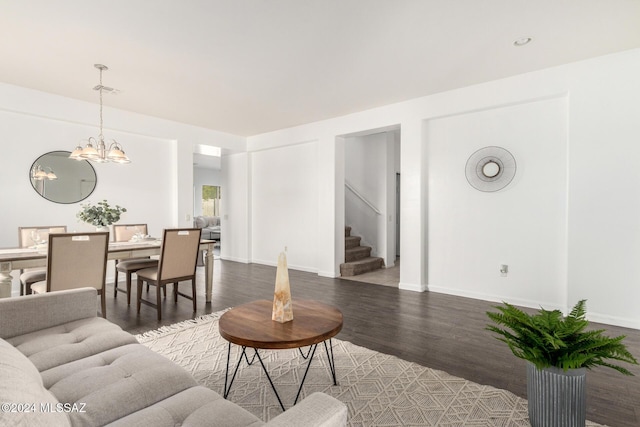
29 150 97 204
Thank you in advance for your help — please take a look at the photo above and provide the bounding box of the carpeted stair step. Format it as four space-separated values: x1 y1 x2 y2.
340 257 384 277
345 235 361 249
345 246 372 262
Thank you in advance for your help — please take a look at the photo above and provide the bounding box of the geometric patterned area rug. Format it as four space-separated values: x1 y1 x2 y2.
136 311 605 427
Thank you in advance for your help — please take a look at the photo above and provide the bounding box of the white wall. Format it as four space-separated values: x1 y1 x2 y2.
250 141 319 271
426 97 568 309
237 48 640 328
566 50 640 327
220 153 251 263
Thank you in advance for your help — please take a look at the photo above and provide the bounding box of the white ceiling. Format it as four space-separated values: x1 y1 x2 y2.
1 0 639 137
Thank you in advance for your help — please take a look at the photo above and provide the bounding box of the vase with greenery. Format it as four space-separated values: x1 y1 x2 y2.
77 200 127 229
487 300 637 427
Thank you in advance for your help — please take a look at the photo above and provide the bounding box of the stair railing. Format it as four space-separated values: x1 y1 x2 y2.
345 181 382 215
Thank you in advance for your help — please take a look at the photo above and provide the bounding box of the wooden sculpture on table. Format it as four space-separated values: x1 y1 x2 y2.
272 250 293 323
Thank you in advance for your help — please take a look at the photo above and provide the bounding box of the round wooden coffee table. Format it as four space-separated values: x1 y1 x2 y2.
219 299 343 410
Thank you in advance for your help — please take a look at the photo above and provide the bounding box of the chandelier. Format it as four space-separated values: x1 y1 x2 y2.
70 64 131 164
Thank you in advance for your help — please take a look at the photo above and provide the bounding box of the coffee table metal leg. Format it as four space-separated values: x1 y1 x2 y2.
224 340 337 411
324 339 337 385
293 343 318 406
257 344 320 410
298 346 314 359
255 349 287 411
224 343 250 399
299 340 337 385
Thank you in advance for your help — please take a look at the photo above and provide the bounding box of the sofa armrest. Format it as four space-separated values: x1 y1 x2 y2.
265 392 347 427
0 288 98 339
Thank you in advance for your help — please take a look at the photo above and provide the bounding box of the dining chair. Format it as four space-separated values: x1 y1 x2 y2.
136 228 202 321
113 223 159 305
31 232 109 318
17 225 67 295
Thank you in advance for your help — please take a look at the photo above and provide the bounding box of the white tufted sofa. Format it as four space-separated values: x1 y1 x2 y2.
0 288 347 426
193 215 221 240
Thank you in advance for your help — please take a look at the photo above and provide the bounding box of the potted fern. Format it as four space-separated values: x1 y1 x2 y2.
486 300 637 427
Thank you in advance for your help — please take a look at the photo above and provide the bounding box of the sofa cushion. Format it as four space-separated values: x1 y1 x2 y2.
263 392 349 427
7 317 138 372
194 215 220 229
184 397 264 427
0 288 98 340
45 343 199 426
0 338 69 427
106 386 263 427
194 216 207 228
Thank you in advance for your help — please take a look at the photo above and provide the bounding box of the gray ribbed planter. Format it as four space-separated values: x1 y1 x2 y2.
526 362 586 427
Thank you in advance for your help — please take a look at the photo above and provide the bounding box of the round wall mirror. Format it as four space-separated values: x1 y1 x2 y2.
465 146 517 192
29 151 97 204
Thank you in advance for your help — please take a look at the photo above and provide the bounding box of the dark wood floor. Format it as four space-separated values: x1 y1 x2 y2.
106 259 640 427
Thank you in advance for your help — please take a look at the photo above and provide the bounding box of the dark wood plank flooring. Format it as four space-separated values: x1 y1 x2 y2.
106 260 640 427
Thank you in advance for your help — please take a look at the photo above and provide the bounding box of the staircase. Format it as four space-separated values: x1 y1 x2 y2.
340 226 384 277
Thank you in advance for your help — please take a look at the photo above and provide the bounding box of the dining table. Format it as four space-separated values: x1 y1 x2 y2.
0 238 216 301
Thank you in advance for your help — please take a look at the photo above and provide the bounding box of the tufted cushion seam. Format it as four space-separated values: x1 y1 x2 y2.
146 403 182 427
45 351 114 390
28 340 91 364
126 371 189 411
19 331 138 372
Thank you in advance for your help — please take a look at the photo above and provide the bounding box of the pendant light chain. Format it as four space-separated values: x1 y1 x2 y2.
98 66 104 142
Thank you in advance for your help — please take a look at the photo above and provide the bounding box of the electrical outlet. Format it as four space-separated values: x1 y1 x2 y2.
185 214 191 222
500 264 508 277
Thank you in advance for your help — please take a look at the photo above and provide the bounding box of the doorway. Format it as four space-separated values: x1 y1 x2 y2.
340 126 401 287
193 148 222 252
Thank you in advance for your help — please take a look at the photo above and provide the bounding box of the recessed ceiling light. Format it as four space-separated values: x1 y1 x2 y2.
513 37 532 47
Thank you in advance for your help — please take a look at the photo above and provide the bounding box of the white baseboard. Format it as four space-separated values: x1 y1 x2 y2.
251 258 277 268
220 255 250 264
427 285 563 311
427 285 640 330
398 282 427 292
250 258 318 274
318 270 339 278
586 312 640 330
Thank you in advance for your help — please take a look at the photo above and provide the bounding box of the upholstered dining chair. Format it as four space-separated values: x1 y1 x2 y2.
113 224 159 305
31 232 109 318
17 225 67 295
136 228 202 321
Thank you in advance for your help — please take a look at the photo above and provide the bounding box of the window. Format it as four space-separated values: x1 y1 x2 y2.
202 185 221 217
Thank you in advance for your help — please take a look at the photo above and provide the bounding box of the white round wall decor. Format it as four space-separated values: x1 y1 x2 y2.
465 146 516 192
